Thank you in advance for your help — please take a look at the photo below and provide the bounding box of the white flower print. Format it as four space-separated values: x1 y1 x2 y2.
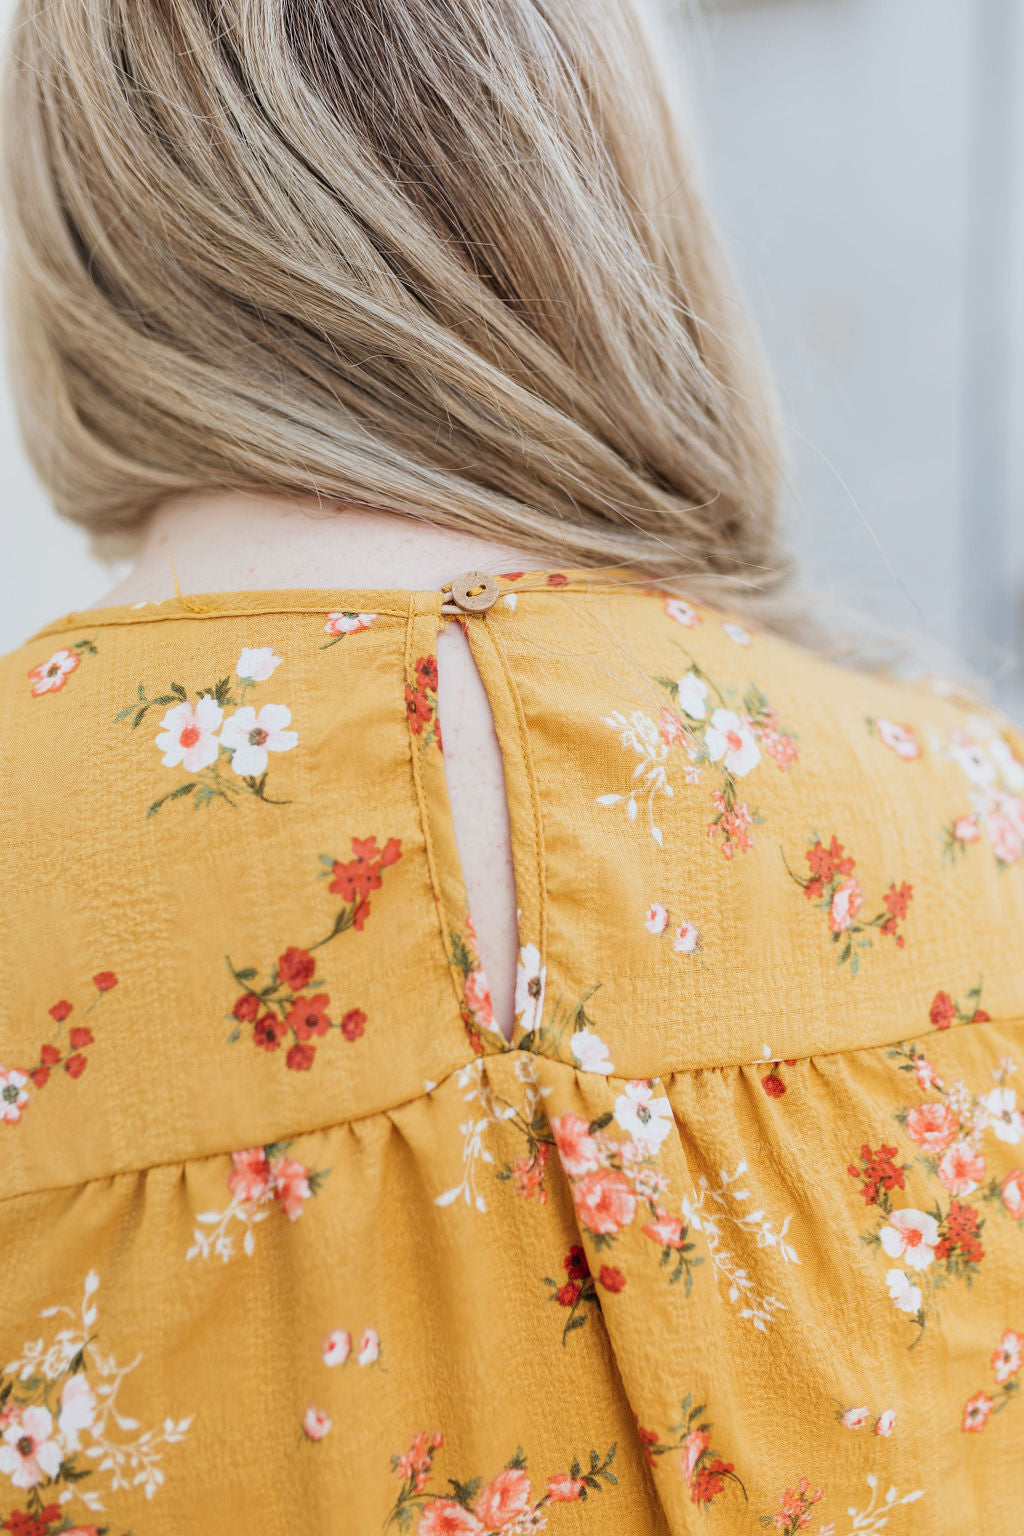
886 1268 923 1315
840 1475 923 1534
58 1373 97 1452
570 1028 613 1075
989 734 1024 790
980 1085 1023 1143
704 709 761 778
303 1406 332 1441
0 1067 29 1125
993 1329 1023 1382
357 1328 381 1367
874 1409 896 1436
644 902 669 934
28 648 81 697
155 696 223 772
514 944 547 1036
613 1080 673 1151
879 1209 938 1270
875 719 922 759
0 1405 62 1489
236 646 283 682
220 703 298 777
597 708 675 845
664 597 702 627
840 1407 870 1429
721 621 751 647
673 920 700 955
675 670 709 720
322 1330 351 1367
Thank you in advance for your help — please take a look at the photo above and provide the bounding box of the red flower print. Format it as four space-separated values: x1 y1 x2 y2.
636 1421 660 1469
905 1102 958 1155
546 1472 586 1502
49 1001 72 1023
598 1266 626 1292
65 1054 87 1079
804 835 855 898
546 572 568 587
572 1168 638 1235
277 946 316 991
286 993 332 1041
498 571 524 580
690 1458 734 1507
329 835 403 902
417 1502 484 1534
564 1244 590 1280
92 972 118 992
929 991 956 1029
254 1013 289 1051
233 994 260 1023
761 1072 786 1098
2 1506 64 1536
415 655 439 691
962 1391 994 1432
228 1147 273 1204
286 1042 316 1071
405 685 432 734
270 1155 312 1220
936 1200 985 1265
972 1008 991 1022
642 1209 687 1248
555 1280 582 1308
39 1044 61 1067
1001 1168 1024 1220
847 1142 906 1209
340 1008 367 1041
28 1068 50 1089
69 1027 93 1050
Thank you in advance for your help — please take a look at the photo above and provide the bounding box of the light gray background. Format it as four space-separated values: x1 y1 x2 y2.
2 0 1023 710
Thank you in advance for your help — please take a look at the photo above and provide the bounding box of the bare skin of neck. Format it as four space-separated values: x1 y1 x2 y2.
94 489 555 1043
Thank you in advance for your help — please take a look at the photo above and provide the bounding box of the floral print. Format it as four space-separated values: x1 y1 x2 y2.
834 1403 896 1436
868 716 922 760
384 1435 618 1532
447 914 503 1055
322 611 377 647
225 839 400 1070
644 902 702 958
435 1057 552 1214
406 654 442 751
27 638 97 698
116 648 297 815
321 1328 382 1369
937 717 1024 866
961 1329 1022 1432
639 1396 745 1509
785 833 912 970
597 656 796 851
0 1272 189 1525
0 975 117 1127
186 1142 331 1260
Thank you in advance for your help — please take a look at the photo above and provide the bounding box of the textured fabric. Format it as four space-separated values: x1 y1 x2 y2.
1 566 1023 1536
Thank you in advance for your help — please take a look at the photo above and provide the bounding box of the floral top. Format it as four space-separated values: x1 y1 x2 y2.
1 566 1022 1536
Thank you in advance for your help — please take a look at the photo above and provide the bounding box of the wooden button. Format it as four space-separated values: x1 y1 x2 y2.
441 571 500 614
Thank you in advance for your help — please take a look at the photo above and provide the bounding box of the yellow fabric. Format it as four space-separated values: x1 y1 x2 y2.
1 567 1022 1535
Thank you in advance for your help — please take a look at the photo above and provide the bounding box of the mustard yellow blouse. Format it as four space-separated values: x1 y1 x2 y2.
1 567 1022 1536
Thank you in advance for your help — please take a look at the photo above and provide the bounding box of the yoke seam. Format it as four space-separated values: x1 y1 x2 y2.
2 1014 1021 1207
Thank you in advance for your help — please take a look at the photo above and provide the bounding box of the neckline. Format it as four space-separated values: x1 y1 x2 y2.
31 564 662 639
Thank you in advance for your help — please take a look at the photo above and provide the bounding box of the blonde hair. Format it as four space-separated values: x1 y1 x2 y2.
3 0 787 599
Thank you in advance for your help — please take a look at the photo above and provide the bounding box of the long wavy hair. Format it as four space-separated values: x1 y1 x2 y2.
3 0 788 606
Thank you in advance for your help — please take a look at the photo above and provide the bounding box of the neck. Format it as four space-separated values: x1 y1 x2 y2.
91 489 558 608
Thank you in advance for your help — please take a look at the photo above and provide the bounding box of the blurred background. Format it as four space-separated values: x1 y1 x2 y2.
1 0 1023 711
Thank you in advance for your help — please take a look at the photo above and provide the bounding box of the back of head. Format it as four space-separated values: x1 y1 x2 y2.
3 0 783 593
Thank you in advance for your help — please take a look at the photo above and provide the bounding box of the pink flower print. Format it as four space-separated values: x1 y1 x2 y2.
1001 1167 1024 1219
156 696 222 772
992 1330 1023 1383
986 805 1023 864
953 815 980 843
473 1466 532 1528
463 968 494 1032
419 1503 485 1535
938 1141 986 1197
876 719 922 759
270 1155 312 1221
302 1406 332 1441
913 1055 943 1093
704 709 760 777
961 1392 994 1432
905 1101 958 1155
0 1067 30 1125
322 1330 351 1367
0 1405 62 1488
645 902 669 935
664 598 702 628
228 1147 274 1204
357 1328 381 1366
573 1169 638 1235
880 1208 938 1270
546 1472 587 1501
28 648 81 697
682 1428 710 1479
236 647 282 682
874 1410 896 1436
840 1407 870 1429
642 1209 687 1248
828 877 863 934
324 611 376 636
220 703 298 777
550 1113 601 1177
673 920 700 954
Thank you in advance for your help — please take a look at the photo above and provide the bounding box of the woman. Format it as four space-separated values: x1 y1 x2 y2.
1 2 1021 1532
